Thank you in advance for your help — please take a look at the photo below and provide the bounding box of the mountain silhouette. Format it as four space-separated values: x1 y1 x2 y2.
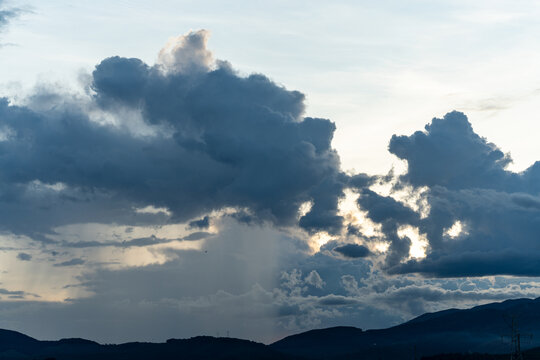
271 297 540 359
0 332 298 360
1 297 540 359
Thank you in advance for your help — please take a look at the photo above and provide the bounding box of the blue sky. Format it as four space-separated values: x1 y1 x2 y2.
0 0 540 344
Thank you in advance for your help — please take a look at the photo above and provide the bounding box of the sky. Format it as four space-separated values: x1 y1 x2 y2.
0 0 539 345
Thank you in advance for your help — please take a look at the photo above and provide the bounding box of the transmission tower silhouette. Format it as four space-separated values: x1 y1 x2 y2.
501 316 533 360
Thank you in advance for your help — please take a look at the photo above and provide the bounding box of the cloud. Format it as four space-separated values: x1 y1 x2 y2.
156 30 214 75
357 189 419 266
0 288 25 296
16 252 31 261
61 235 175 249
390 250 540 278
181 231 213 241
54 258 85 267
333 244 371 259
0 287 39 300
0 30 350 240
340 275 361 296
388 111 520 191
305 270 325 289
369 282 537 316
358 111 540 277
188 216 210 229
0 1 23 32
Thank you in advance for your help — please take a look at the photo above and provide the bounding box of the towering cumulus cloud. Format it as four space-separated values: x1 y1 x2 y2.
363 111 540 277
0 30 348 239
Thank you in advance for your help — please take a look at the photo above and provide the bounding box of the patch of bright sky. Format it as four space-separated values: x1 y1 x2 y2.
1 1 540 175
338 189 383 237
0 221 209 301
0 233 90 301
443 220 467 240
397 225 428 259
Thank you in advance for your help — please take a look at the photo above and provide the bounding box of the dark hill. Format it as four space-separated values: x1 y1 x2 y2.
0 334 298 360
270 297 540 359
0 329 40 352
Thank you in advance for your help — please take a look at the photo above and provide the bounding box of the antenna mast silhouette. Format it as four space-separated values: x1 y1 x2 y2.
502 316 533 360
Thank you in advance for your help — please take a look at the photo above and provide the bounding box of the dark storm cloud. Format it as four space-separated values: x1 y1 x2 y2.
0 30 351 239
389 111 514 191
388 111 540 194
92 52 347 231
348 173 376 189
333 243 371 258
358 189 419 224
390 250 540 278
0 98 172 237
359 110 540 277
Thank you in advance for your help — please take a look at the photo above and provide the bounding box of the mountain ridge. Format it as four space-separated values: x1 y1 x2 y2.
0 297 539 359
270 297 540 358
